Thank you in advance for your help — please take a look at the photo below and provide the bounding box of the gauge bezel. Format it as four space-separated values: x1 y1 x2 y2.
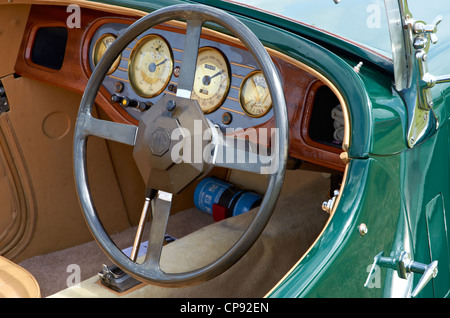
192 47 231 114
92 33 121 75
239 70 273 118
128 34 174 98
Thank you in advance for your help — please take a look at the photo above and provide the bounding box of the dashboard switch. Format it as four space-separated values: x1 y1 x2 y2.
111 95 150 111
111 94 124 104
121 97 139 108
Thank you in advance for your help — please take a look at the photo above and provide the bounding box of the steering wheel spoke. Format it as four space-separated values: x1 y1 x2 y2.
176 18 203 98
79 113 137 146
142 191 173 268
209 128 279 175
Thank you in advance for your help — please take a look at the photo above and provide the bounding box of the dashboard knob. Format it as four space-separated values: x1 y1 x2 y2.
111 95 150 111
121 97 139 108
111 94 124 103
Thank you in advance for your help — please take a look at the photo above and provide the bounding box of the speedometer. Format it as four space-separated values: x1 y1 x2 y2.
192 47 230 113
239 71 272 117
128 34 173 98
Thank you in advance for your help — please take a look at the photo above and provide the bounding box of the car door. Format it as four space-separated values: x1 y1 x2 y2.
384 0 450 298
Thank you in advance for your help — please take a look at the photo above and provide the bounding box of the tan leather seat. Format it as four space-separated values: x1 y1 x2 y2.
0 255 40 298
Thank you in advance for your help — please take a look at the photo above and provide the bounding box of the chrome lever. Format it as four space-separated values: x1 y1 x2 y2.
413 15 443 44
365 251 438 297
410 260 438 297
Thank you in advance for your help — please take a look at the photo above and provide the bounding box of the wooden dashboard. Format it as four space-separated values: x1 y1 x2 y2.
14 5 346 172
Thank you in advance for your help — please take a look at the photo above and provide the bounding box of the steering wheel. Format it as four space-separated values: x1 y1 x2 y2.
74 4 288 287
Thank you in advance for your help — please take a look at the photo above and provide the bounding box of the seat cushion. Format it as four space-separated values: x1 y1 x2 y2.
0 256 40 298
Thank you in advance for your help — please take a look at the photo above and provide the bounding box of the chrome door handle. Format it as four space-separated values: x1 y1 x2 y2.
365 251 438 297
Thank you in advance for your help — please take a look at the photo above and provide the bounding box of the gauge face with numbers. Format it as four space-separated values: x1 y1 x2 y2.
239 71 272 117
191 47 231 113
128 34 174 98
92 34 121 75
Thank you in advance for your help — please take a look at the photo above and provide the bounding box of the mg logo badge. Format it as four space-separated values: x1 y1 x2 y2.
150 127 170 157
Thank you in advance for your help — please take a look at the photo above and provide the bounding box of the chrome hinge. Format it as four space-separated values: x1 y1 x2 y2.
395 0 446 148
365 251 438 297
406 15 447 111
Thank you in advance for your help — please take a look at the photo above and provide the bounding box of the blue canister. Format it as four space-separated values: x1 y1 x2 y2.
194 177 262 221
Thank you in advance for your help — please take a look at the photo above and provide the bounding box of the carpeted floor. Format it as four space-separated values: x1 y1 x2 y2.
19 170 335 298
19 208 214 297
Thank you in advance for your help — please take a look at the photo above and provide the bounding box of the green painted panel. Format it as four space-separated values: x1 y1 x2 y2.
425 194 450 297
268 158 404 297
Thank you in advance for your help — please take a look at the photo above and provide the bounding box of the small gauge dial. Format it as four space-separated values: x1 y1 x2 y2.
239 71 272 117
192 48 230 113
128 34 173 98
92 34 121 75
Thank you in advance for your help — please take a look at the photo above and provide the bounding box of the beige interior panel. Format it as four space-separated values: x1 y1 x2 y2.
0 4 30 77
0 114 37 259
1 75 133 262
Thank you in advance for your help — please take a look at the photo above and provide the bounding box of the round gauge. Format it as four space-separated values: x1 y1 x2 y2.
92 34 121 75
192 47 231 113
239 71 272 117
128 34 174 98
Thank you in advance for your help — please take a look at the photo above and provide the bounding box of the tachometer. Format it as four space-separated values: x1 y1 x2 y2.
128 34 173 98
92 34 121 75
192 47 230 113
239 71 272 117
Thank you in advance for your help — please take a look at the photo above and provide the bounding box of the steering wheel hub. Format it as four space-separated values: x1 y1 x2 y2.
133 94 211 193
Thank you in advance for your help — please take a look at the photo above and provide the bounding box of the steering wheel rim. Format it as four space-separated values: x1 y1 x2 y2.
74 4 288 287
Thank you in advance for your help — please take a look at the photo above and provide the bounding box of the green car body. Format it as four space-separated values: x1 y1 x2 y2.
88 0 450 298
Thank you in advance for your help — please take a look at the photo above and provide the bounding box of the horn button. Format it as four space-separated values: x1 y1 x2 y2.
133 94 211 194
150 127 171 157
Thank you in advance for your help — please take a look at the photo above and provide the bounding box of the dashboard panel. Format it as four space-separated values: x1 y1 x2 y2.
87 18 274 133
14 5 346 172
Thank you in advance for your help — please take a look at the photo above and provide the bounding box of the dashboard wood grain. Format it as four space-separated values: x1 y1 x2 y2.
14 4 345 172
